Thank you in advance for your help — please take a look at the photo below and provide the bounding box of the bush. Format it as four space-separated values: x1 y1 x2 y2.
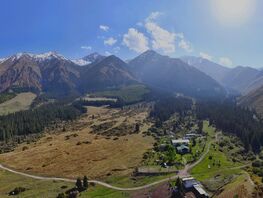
9 187 26 196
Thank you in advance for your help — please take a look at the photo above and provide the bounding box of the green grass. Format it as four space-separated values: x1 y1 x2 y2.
81 186 129 198
103 174 174 188
0 169 72 198
91 84 150 103
191 121 243 181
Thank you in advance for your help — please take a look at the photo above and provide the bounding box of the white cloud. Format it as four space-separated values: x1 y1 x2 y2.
146 11 163 22
219 57 233 66
136 22 143 27
200 52 213 61
145 22 176 54
104 37 117 46
178 39 193 52
113 46 120 53
123 28 149 53
144 12 176 54
105 51 112 56
81 46 92 50
99 25 109 32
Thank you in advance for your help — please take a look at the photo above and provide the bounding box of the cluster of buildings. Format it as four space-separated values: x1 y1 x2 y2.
171 139 190 154
171 132 202 154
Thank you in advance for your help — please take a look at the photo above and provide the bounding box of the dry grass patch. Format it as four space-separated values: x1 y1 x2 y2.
0 92 36 115
0 105 154 180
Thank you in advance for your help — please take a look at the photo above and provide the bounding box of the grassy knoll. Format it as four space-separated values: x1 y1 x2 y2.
0 169 72 198
0 92 36 115
91 84 150 103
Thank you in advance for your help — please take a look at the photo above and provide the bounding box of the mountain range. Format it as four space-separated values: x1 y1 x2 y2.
181 56 263 95
1 50 263 107
129 50 225 99
0 52 136 98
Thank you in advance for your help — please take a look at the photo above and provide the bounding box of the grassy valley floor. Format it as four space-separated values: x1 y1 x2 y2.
0 92 36 115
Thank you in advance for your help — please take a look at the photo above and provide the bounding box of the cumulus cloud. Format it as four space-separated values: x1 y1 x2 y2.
104 37 117 46
178 39 193 52
81 46 92 50
144 12 176 54
200 52 213 61
219 57 233 66
113 46 120 53
105 51 112 56
123 28 149 53
136 22 143 27
99 25 109 32
146 11 163 22
145 22 176 54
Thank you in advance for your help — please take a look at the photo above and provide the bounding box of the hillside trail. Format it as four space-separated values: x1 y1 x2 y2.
0 132 235 191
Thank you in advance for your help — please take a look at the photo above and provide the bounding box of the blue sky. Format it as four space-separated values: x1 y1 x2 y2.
0 0 262 68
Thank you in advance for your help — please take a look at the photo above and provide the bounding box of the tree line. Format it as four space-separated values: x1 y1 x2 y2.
0 102 85 142
196 101 263 153
150 96 193 126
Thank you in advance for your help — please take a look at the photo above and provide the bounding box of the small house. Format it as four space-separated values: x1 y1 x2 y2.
171 139 190 147
177 145 190 154
182 177 209 198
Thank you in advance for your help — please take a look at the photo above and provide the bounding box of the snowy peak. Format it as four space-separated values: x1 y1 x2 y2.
33 52 67 61
82 52 106 63
4 52 68 62
72 52 106 66
72 59 91 66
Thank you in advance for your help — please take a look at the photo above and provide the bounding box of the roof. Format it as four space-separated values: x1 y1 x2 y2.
182 178 199 189
177 145 190 151
193 184 208 196
185 133 198 136
182 177 194 181
171 139 190 144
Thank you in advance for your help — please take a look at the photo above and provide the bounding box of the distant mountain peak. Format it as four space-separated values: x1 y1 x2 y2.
83 52 105 61
140 50 160 57
8 51 67 62
34 51 67 61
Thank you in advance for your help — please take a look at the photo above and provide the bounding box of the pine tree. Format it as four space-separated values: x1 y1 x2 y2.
76 178 83 191
83 176 88 190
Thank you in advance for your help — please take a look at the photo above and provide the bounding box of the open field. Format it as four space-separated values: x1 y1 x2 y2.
0 92 36 115
0 169 71 198
90 84 150 103
190 121 249 193
216 172 254 198
0 105 154 179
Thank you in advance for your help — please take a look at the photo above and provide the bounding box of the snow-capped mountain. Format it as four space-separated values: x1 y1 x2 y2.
72 52 106 66
72 59 91 66
0 51 137 97
6 52 68 62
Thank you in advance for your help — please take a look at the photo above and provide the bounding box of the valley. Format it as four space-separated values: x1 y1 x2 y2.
0 51 263 198
0 92 262 197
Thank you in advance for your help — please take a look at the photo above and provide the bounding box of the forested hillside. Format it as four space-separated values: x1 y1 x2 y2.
196 101 263 153
0 103 84 141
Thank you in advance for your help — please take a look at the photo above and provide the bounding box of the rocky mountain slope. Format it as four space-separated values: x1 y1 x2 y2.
129 50 226 99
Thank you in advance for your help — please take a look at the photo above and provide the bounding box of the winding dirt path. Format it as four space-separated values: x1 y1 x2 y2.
0 133 219 191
